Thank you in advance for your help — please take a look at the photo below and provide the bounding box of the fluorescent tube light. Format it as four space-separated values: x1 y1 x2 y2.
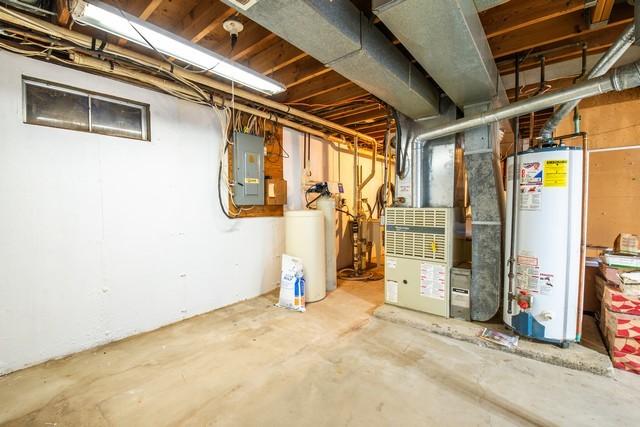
70 0 286 95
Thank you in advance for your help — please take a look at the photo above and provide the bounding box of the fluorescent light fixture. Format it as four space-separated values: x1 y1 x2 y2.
70 0 286 95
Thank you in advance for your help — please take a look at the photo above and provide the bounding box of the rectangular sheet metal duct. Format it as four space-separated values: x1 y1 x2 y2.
221 0 440 119
373 0 507 108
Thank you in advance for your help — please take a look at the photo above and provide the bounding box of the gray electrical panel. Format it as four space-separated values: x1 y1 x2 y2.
233 132 265 206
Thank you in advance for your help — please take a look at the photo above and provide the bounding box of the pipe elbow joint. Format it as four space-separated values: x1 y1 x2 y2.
611 61 640 92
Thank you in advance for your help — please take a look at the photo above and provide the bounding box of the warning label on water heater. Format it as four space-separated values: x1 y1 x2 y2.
543 160 568 187
516 255 540 292
519 162 543 211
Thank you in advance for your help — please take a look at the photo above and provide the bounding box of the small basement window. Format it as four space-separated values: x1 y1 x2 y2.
23 77 150 141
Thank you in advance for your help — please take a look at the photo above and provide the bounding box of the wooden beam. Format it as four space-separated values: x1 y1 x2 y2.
232 33 277 61
311 96 378 116
269 57 330 89
335 110 388 127
127 0 164 21
480 0 584 39
302 85 369 111
56 0 70 26
246 39 308 75
321 103 382 121
180 2 236 43
278 72 351 103
592 0 615 24
489 5 633 59
352 121 388 133
497 24 628 74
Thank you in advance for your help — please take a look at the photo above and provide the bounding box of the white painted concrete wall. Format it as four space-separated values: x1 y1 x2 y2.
282 128 387 268
0 51 284 375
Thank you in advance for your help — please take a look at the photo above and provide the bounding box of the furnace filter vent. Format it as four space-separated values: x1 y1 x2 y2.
385 208 450 262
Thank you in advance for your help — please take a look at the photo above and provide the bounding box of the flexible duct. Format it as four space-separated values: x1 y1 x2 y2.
415 60 640 142
540 24 636 142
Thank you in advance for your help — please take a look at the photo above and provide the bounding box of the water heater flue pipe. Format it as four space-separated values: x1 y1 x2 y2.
415 60 640 142
540 24 636 142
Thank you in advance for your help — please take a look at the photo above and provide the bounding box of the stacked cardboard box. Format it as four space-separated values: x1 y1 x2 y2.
598 256 640 374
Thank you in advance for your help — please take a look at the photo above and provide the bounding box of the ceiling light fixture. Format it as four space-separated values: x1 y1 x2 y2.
69 0 285 95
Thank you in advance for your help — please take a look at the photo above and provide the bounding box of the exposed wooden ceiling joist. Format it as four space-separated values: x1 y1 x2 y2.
246 39 307 75
269 56 330 89
335 110 389 127
278 72 351 104
498 23 629 74
489 4 633 59
56 0 70 25
127 0 164 20
304 87 371 112
480 0 584 39
179 1 235 42
591 0 615 24
321 103 383 121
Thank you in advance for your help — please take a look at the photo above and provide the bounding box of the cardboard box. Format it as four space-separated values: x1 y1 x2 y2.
603 284 640 316
265 178 287 205
594 274 607 304
583 264 601 312
607 328 640 355
615 233 640 255
604 308 640 338
612 351 640 375
600 263 623 288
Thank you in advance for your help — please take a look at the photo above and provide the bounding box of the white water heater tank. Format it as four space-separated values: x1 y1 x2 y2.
503 146 583 345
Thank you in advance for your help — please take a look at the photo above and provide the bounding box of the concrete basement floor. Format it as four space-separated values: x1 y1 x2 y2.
2 279 640 426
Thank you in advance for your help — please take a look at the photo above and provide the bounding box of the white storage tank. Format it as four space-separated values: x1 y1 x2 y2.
316 196 337 292
285 210 326 302
503 146 583 346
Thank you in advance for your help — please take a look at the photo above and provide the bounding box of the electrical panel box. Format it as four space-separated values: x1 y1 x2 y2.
233 132 264 206
450 266 471 321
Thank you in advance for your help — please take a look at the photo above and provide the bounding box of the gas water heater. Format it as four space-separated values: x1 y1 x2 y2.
504 146 583 346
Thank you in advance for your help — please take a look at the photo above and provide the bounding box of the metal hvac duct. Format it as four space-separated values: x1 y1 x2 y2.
373 0 508 108
220 0 440 119
474 0 510 12
416 60 640 142
540 24 636 142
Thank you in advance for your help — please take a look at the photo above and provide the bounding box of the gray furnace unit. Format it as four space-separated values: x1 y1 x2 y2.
233 132 265 206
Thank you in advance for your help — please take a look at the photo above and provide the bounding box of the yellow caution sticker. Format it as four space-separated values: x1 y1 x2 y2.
245 178 260 184
543 160 568 187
